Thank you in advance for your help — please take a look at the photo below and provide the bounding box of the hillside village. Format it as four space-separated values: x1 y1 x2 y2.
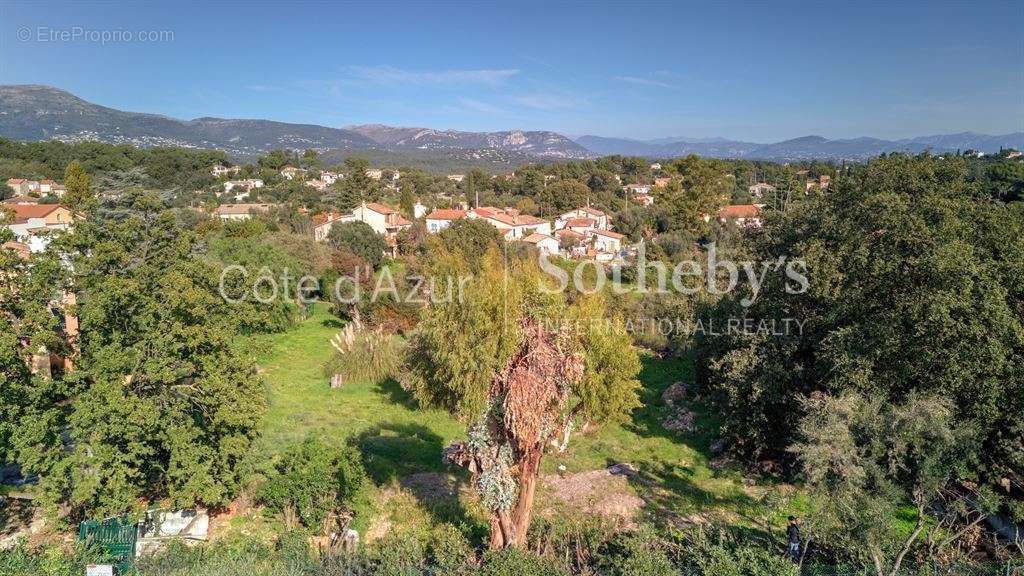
1 137 1023 576
5 157 777 263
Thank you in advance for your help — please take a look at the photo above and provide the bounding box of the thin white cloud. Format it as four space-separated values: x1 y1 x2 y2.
614 75 674 89
347 65 519 87
458 97 508 115
511 94 584 110
247 84 285 93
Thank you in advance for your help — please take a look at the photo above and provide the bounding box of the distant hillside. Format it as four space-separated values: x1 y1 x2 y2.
0 85 375 156
576 132 1024 161
575 135 760 158
0 85 591 161
348 124 592 159
2 85 1019 163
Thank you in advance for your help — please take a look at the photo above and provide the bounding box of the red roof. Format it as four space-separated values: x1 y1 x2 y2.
555 229 584 239
718 204 762 219
8 203 67 223
312 211 346 226
3 195 39 205
426 209 467 221
1 241 30 259
522 232 556 244
471 206 502 218
364 202 398 215
592 229 625 240
565 217 596 228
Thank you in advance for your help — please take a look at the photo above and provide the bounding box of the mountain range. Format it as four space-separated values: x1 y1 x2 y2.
575 133 1024 160
0 85 1020 163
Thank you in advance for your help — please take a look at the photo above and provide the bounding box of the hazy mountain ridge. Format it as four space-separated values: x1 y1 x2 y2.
348 124 592 159
1 85 1019 163
576 131 1023 161
0 85 591 160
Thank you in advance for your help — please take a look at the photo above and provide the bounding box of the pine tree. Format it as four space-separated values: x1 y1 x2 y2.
62 160 95 212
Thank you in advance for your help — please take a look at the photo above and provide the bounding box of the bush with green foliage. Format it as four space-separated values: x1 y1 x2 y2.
477 548 571 576
597 529 676 576
428 523 476 575
259 435 368 530
697 154 1024 485
431 218 505 271
328 220 388 270
4 193 267 519
371 532 427 576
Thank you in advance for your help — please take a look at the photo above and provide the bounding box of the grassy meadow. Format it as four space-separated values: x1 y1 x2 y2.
231 304 801 545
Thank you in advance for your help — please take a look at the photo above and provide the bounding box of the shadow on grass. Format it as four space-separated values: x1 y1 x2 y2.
373 378 418 408
352 423 483 542
320 318 345 329
614 455 775 543
625 354 714 453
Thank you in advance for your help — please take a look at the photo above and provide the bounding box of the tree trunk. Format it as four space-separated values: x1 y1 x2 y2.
497 509 516 548
488 515 505 549
511 449 542 548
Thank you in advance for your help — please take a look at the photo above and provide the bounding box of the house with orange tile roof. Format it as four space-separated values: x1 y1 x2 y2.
591 228 626 256
476 209 551 239
425 208 468 232
557 207 609 230
520 232 559 256
312 211 356 242
352 202 411 236
3 203 76 253
5 178 41 195
717 204 764 228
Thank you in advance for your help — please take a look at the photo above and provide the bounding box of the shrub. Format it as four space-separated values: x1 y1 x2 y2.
258 436 368 531
477 548 571 576
322 329 405 386
428 523 475 575
693 543 799 576
597 529 676 576
371 532 426 576
328 221 387 270
275 529 314 566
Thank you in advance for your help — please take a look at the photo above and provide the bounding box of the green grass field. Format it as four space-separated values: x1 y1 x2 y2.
237 304 799 542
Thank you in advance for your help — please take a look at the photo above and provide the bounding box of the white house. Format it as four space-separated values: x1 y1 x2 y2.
447 174 465 183
748 183 776 198
320 171 342 185
365 169 384 181
6 178 40 195
37 179 65 196
482 212 551 240
351 202 412 236
413 202 428 219
591 229 625 255
623 183 651 197
305 179 330 191
425 209 467 233
211 165 240 177
312 212 356 242
563 217 598 234
521 232 559 256
223 179 264 195
717 204 764 228
557 207 609 230
650 163 662 171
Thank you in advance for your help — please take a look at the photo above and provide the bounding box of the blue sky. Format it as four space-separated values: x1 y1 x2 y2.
0 1 1021 142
